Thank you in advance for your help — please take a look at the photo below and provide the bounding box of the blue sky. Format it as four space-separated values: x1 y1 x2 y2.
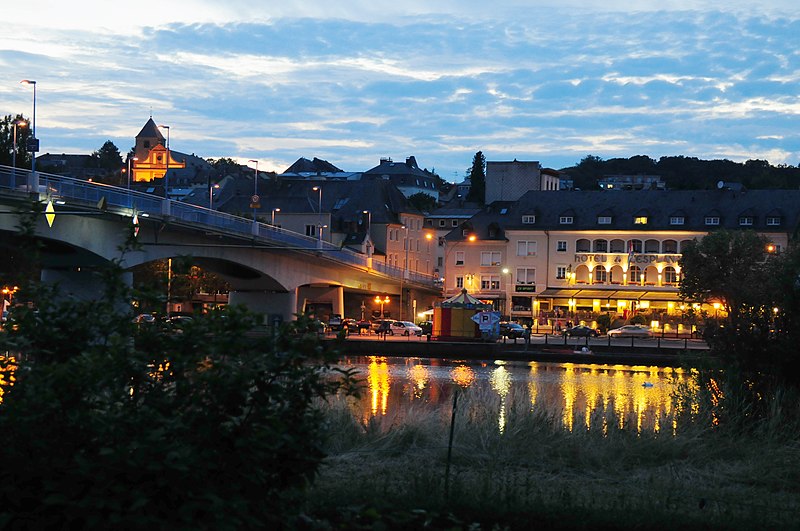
1 1 798 181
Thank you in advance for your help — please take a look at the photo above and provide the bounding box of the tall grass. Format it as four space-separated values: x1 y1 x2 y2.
305 380 800 530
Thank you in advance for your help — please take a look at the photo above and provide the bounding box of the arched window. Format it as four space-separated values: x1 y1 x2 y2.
593 239 608 252
663 240 678 253
576 239 591 252
594 267 607 284
664 266 678 284
629 265 642 283
627 239 643 253
609 239 625 253
644 239 660 253
679 239 694 253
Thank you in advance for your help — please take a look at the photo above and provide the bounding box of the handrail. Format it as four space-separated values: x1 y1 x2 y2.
0 165 437 287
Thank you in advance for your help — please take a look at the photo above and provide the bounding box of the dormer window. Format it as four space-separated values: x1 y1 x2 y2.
705 216 720 226
634 216 648 225
597 216 612 225
670 216 685 226
522 215 536 224
766 216 781 226
559 216 573 225
739 216 753 226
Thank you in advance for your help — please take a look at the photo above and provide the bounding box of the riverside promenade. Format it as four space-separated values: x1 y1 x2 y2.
327 332 712 367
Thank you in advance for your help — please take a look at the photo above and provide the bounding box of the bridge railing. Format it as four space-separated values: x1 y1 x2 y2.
0 166 438 287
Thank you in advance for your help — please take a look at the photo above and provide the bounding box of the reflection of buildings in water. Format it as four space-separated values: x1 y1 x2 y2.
367 356 390 418
490 364 511 433
349 358 695 434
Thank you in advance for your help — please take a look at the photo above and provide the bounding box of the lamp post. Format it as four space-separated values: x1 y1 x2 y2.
19 80 36 174
209 182 220 209
271 207 280 227
312 185 322 240
374 295 390 319
127 155 138 189
400 224 410 320
12 119 27 171
159 124 170 198
249 159 259 221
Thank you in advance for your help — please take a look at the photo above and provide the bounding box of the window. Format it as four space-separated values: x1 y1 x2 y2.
451 220 458 226
663 240 678 253
144 140 150 148
522 215 536 224
517 241 537 256
629 266 642 283
593 239 608 253
739 217 753 226
437 257 443 267
628 239 643 253
516 268 535 284
559 216 573 224
670 216 685 226
705 216 720 226
461 229 470 237
481 275 500 290
454 251 465 266
500 208 508 214
305 224 316 237
556 266 567 280
597 216 612 224
634 216 648 225
766 216 781 226
594 268 607 283
664 266 678 284
438 220 446 227
556 240 567 252
480 251 502 266
456 276 464 288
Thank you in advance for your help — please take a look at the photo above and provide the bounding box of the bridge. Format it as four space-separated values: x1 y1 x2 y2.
0 166 441 322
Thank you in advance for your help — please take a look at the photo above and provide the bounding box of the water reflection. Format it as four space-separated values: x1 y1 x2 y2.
341 356 695 435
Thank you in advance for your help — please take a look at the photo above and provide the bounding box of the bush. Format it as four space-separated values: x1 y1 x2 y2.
0 264 357 529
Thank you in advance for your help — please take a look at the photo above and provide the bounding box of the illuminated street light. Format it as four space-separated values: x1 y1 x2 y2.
209 182 220 209
19 80 37 174
374 295 390 319
12 119 27 171
312 186 322 240
271 207 280 226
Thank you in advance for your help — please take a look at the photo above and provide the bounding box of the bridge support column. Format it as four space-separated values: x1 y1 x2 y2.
228 291 298 323
40 268 133 311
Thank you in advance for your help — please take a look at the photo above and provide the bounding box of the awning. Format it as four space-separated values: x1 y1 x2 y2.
537 288 683 302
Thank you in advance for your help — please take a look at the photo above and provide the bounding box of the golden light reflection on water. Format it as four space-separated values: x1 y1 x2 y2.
345 357 696 434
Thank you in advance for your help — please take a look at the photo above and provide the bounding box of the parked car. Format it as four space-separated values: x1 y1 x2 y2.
607 325 653 338
341 318 358 332
133 313 157 325
563 325 600 337
389 321 423 336
373 319 396 333
328 314 344 331
499 322 526 339
418 320 433 335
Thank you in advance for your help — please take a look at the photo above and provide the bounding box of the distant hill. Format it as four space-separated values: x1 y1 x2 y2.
560 155 800 190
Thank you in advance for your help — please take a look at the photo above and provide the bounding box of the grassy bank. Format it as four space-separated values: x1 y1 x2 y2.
302 384 800 530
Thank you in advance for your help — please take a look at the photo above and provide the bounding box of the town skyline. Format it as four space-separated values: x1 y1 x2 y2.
2 1 799 181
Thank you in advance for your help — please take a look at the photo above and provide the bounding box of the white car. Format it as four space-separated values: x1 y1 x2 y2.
388 320 423 336
607 325 653 338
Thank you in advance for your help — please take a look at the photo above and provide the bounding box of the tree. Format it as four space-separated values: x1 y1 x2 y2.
0 219 358 528
407 192 436 213
465 151 486 204
0 114 32 168
92 140 123 170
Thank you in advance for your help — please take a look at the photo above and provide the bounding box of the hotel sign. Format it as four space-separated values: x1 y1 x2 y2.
573 253 681 265
515 285 537 293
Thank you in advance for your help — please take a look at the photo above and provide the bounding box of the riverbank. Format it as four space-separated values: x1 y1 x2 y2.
328 334 712 367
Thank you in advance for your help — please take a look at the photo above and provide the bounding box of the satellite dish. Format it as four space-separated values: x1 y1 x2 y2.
717 180 724 189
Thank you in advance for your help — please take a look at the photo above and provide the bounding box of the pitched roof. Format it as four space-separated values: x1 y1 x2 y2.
136 118 165 141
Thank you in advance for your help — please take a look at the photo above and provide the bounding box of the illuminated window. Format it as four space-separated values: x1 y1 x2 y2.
634 216 648 225
516 268 536 284
480 251 502 266
594 268 607 283
481 275 500 290
629 266 642 282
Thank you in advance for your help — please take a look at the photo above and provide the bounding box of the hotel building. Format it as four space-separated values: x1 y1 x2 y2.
441 188 799 324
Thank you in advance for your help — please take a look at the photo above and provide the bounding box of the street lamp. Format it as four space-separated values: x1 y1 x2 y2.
312 185 322 240
12 119 27 171
209 182 220 209
19 80 36 174
249 159 259 221
374 295 390 319
271 207 280 227
159 124 170 198
127 155 138 189
400 224 410 320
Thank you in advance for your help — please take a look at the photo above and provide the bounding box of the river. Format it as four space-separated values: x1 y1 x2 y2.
336 356 696 435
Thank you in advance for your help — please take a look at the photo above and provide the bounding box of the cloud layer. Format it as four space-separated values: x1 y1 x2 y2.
1 4 798 179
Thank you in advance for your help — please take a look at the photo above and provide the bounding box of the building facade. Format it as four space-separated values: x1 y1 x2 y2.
442 189 799 325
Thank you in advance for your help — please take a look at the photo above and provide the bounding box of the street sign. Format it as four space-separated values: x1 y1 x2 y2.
26 137 40 153
251 194 260 203
471 311 501 330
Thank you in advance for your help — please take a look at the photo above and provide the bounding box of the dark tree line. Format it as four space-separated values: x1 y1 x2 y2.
562 154 800 190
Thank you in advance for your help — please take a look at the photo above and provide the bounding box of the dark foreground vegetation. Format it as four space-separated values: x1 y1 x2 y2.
0 206 798 529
